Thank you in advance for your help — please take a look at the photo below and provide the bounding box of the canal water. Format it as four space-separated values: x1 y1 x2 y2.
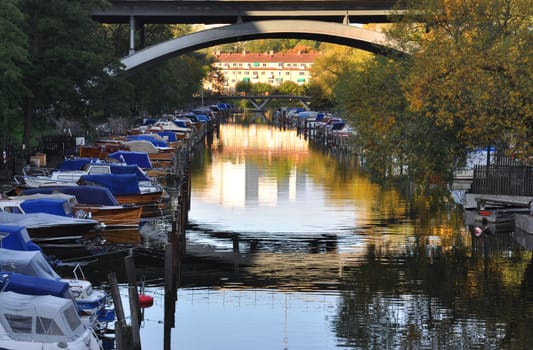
57 123 533 349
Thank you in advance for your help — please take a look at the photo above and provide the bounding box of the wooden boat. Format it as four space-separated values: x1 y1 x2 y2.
77 173 168 217
79 138 128 158
86 226 142 244
19 186 142 227
0 211 99 244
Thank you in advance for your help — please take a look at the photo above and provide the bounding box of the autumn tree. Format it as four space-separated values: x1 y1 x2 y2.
389 0 533 161
309 44 372 111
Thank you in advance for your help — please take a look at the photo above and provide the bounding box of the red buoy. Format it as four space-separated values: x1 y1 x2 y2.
139 294 154 308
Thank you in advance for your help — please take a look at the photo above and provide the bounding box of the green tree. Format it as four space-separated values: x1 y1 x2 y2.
236 80 252 95
276 81 305 95
122 24 210 115
251 82 273 95
0 0 28 146
18 0 112 146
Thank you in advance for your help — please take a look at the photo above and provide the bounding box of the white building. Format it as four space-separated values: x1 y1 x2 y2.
209 51 319 94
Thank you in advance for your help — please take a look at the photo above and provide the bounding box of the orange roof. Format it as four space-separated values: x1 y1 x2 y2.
215 52 319 63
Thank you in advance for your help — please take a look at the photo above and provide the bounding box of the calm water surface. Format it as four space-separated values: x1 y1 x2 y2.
59 123 533 349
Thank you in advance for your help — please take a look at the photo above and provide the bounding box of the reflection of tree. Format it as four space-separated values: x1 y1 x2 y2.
334 236 533 349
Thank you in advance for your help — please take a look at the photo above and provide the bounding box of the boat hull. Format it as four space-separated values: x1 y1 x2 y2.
86 227 142 244
114 192 168 217
75 204 142 228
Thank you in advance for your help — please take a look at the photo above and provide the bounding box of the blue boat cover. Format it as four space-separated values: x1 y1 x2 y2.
0 272 71 299
78 174 140 196
20 198 71 217
142 118 158 126
173 120 188 128
194 114 209 122
108 151 153 169
331 122 346 130
0 247 61 280
126 135 169 148
0 224 41 251
155 131 178 142
108 164 151 182
21 186 120 206
56 157 97 170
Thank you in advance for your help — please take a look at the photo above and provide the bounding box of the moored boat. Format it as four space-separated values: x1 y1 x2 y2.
78 173 168 217
19 186 143 229
0 246 115 334
0 291 102 350
0 211 99 245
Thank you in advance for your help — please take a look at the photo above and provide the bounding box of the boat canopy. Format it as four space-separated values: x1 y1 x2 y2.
0 291 85 343
154 131 178 142
19 198 72 217
0 211 98 229
108 150 153 169
78 174 140 196
331 121 346 130
0 272 72 300
122 140 159 154
21 185 120 206
0 224 41 251
56 157 100 171
126 134 169 148
0 248 60 280
173 120 188 128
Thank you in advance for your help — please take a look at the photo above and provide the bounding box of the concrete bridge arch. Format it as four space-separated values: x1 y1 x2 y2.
120 20 405 74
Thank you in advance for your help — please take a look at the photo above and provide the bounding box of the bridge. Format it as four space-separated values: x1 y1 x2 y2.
91 1 407 73
92 0 402 25
198 94 312 111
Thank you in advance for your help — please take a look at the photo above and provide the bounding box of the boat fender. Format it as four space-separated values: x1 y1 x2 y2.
139 294 154 308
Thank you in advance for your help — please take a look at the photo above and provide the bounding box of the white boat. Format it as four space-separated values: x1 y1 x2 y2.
0 291 102 350
18 161 161 192
0 248 114 331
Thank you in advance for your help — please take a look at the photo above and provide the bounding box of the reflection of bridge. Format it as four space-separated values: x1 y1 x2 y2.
91 1 407 74
198 94 311 111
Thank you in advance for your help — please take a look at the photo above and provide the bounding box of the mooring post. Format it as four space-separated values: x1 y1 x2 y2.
107 272 132 350
125 255 142 350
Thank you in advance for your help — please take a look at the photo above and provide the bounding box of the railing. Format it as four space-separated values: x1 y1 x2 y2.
471 164 533 196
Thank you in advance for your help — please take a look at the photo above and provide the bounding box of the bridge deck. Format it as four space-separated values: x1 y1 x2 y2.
92 0 401 24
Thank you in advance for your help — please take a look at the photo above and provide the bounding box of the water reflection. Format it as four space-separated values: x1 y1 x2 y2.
50 123 533 349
